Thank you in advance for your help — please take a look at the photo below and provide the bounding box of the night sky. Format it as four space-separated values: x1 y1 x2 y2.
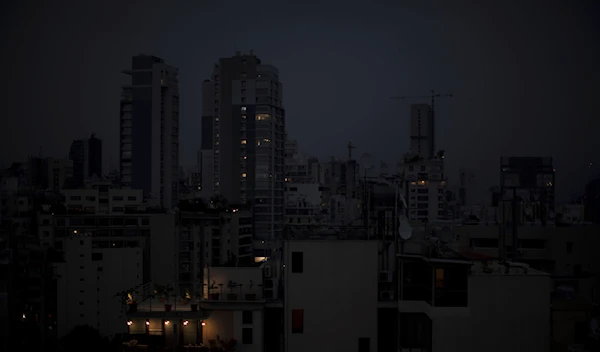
2 0 599 203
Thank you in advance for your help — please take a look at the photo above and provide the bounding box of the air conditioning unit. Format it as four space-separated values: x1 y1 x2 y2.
379 291 395 301
379 271 393 282
264 264 272 278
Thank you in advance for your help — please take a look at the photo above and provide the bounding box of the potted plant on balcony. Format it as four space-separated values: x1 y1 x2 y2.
154 283 174 311
208 281 220 300
116 289 138 312
227 280 238 300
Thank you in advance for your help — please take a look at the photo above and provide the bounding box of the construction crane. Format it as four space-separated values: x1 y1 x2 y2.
347 141 355 160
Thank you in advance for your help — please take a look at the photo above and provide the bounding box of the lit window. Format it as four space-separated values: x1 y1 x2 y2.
257 140 261 146
241 115 246 119
243 156 247 160
418 180 426 186
263 138 271 143
241 106 247 112
256 114 271 121
410 182 416 186
242 173 247 178
241 140 247 145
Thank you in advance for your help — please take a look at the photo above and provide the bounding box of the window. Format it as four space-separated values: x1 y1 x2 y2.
291 252 303 273
92 253 103 261
359 338 370 352
242 328 253 344
112 196 124 201
566 242 573 254
241 106 247 112
292 309 304 333
242 311 253 324
241 139 247 145
127 196 137 201
80 240 84 245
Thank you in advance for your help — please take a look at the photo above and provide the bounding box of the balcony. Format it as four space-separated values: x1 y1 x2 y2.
398 254 470 309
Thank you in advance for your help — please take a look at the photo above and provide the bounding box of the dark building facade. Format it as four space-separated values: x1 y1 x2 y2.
500 157 555 223
69 134 102 188
120 55 179 209
202 52 285 239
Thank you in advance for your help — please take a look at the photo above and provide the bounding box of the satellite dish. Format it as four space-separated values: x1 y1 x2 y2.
398 215 413 240
359 153 375 170
438 226 453 243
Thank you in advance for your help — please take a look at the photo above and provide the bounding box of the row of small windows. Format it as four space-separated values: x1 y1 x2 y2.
69 195 138 201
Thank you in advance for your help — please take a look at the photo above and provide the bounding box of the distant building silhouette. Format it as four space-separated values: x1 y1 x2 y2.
500 157 555 224
27 157 73 192
120 55 179 209
202 51 285 239
410 104 434 159
69 133 102 188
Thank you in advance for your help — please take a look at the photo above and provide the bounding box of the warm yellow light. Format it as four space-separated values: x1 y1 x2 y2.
242 173 247 178
145 321 150 326
164 320 170 325
201 321 206 326
256 114 271 121
127 320 133 326
73 230 78 234
241 139 247 145
183 320 189 326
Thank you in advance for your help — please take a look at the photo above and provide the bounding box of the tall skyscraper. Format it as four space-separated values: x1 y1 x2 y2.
409 104 434 159
120 55 180 209
202 51 285 239
69 133 102 187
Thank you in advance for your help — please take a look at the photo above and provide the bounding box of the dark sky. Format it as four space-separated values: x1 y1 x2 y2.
2 0 599 203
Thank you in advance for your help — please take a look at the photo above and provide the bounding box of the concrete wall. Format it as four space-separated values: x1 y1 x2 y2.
55 235 143 339
149 214 178 287
467 273 551 352
284 240 378 352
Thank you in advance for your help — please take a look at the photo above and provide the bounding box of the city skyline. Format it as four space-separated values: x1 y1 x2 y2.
3 2 600 351
2 0 599 204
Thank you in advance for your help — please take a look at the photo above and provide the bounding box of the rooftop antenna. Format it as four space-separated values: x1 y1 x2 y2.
359 153 375 239
348 141 355 160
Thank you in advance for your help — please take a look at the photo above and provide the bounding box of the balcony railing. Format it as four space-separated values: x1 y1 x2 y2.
204 288 262 302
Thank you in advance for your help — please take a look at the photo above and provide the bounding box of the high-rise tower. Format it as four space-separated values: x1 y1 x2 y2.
120 55 179 209
202 52 285 239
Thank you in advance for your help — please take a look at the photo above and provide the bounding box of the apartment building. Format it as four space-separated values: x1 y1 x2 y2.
54 234 143 339
202 51 285 240
283 235 550 352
